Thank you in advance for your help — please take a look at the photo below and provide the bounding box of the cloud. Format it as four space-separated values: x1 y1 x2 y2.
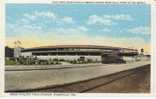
101 28 111 33
77 26 88 32
22 24 42 31
23 11 56 20
23 11 74 24
52 26 88 37
87 14 133 26
23 13 36 20
6 10 75 37
34 11 56 19
61 16 74 24
20 18 30 24
6 21 43 38
87 15 113 26
128 26 150 35
104 14 133 21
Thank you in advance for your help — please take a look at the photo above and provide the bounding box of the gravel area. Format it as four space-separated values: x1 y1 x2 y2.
86 65 150 93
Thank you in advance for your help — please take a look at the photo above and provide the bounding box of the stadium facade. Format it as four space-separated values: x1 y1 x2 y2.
20 45 138 63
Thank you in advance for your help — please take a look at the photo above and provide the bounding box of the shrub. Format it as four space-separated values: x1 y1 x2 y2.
5 58 17 65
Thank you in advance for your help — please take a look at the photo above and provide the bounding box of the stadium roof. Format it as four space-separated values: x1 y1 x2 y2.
22 45 137 51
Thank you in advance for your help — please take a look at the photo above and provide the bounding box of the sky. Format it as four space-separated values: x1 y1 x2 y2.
6 4 150 54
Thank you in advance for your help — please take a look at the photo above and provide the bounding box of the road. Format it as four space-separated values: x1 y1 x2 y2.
5 61 150 92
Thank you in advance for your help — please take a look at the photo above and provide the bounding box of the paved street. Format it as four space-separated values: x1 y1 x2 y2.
5 61 150 92
5 63 103 71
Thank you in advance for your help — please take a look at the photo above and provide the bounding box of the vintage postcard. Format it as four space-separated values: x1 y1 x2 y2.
0 0 156 97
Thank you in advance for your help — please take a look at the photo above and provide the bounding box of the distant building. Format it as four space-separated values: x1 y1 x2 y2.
21 45 138 63
5 46 24 58
5 46 14 58
14 47 22 58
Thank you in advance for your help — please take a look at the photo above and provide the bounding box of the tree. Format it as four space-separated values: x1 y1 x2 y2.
141 48 144 55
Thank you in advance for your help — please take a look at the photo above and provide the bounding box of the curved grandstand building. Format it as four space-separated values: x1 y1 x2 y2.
20 45 138 63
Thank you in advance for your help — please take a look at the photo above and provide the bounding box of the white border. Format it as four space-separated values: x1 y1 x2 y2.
4 0 152 3
0 0 5 96
151 4 156 96
1 0 156 97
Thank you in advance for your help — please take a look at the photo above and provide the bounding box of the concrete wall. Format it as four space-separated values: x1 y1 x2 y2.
36 55 101 61
123 56 150 63
123 56 136 62
21 52 32 57
21 51 102 61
